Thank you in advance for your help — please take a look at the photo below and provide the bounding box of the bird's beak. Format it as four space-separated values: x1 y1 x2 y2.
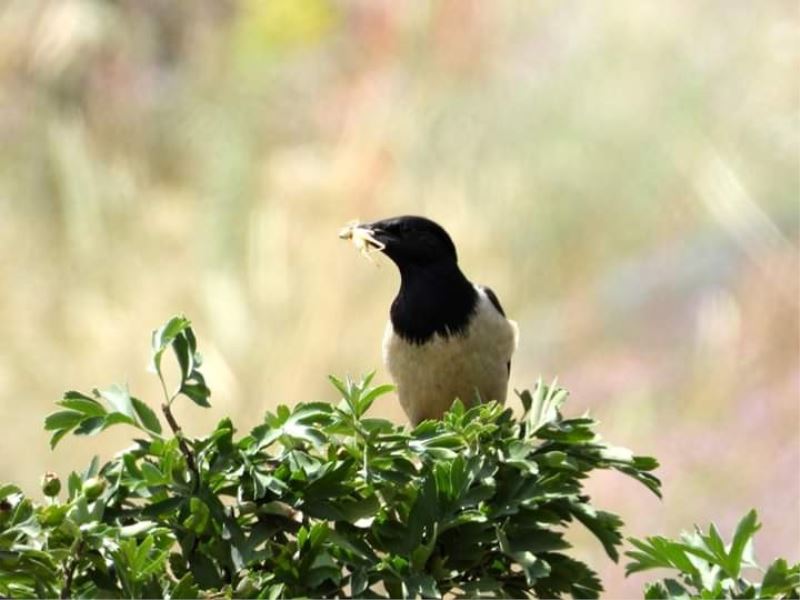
339 221 386 254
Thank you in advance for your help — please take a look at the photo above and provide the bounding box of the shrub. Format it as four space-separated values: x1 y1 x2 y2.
0 316 662 598
627 509 800 599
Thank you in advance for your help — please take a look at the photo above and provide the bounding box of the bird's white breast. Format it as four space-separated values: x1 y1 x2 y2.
383 286 518 424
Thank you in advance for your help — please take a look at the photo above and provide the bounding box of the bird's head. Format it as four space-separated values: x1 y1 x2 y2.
343 216 458 270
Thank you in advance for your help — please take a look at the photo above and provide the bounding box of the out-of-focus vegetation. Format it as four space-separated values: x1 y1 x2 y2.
0 1 796 596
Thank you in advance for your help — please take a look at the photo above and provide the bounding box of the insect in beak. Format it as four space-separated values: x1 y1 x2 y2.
339 220 385 264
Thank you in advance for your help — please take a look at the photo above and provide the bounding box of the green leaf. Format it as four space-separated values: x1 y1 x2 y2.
98 384 136 418
149 316 211 408
32 317 683 600
172 333 192 383
170 573 200 599
703 521 726 555
535 555 603 599
404 573 441 599
328 375 349 400
58 392 106 418
357 383 395 417
66 472 82 499
612 463 663 498
131 397 162 435
150 316 191 374
103 412 137 429
643 581 668 599
507 528 570 554
350 568 368 597
761 558 800 597
627 510 797 600
44 410 83 432
74 416 105 436
47 428 71 449
571 503 624 562
179 381 211 407
141 462 166 486
142 496 185 518
0 483 21 500
625 537 699 577
727 509 760 578
118 521 159 538
411 522 438 572
497 527 553 585
183 498 210 534
522 378 567 435
665 578 694 598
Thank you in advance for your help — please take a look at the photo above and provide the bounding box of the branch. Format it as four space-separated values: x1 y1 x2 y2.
60 540 83 599
161 402 200 489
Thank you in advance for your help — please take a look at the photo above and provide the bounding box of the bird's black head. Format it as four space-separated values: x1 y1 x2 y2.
345 215 476 343
361 215 458 269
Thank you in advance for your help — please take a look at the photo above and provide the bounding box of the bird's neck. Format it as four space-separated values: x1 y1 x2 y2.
391 262 478 344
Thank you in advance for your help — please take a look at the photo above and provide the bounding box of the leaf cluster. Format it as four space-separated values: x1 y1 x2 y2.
2 316 662 598
626 510 800 599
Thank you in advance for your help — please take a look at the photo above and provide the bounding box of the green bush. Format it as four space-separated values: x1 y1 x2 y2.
627 510 800 599
0 315 664 598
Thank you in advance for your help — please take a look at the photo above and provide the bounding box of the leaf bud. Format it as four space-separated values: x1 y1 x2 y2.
82 477 106 501
41 472 61 497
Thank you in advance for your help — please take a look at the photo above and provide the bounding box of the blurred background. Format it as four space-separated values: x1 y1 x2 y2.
0 0 797 595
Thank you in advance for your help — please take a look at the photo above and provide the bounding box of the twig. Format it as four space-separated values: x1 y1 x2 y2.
161 401 200 489
60 541 83 599
157 370 201 488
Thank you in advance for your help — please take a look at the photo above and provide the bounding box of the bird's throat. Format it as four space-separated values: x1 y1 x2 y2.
390 263 478 344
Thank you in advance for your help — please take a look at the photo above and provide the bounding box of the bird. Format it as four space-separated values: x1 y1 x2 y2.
340 215 518 424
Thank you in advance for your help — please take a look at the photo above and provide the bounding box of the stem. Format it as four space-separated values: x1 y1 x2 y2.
60 541 83 599
161 401 200 489
157 372 175 408
156 371 201 489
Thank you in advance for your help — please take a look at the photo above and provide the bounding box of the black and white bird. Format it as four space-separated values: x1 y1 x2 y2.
341 215 518 424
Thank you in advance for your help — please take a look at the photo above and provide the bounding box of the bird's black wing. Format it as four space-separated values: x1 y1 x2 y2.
480 286 511 375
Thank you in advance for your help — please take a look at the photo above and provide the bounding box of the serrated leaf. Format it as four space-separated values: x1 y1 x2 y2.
571 503 624 562
172 333 192 383
328 375 349 400
141 462 166 486
183 498 210 535
58 394 106 418
357 384 394 417
664 578 693 598
133 535 155 572
350 568 368 597
170 572 200 599
761 558 800 597
74 416 105 436
0 484 21 500
44 410 83 432
67 472 82 499
727 509 760 578
522 378 566 435
131 397 162 435
150 316 191 374
142 496 185 518
643 581 668 599
103 412 137 429
98 384 136 418
48 427 71 449
118 520 158 538
179 382 211 408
